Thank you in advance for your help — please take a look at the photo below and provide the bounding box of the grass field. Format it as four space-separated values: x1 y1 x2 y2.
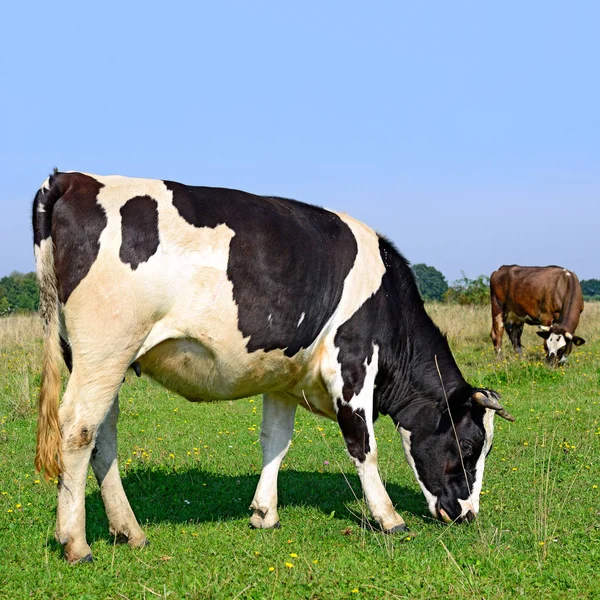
0 305 598 599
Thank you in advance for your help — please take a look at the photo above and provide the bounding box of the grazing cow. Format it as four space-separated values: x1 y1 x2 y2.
490 265 585 365
33 171 513 564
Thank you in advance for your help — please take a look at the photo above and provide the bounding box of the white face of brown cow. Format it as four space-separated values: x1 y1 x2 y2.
537 329 585 366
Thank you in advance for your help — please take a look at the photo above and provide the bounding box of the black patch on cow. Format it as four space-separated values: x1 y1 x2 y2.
165 180 358 356
60 336 73 372
334 236 471 419
32 168 62 247
45 173 107 303
336 399 370 462
119 196 160 270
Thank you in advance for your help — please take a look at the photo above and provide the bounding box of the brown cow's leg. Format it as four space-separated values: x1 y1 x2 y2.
490 295 505 357
90 397 147 548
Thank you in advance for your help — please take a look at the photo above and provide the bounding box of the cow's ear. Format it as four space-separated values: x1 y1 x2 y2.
536 330 551 340
572 336 585 346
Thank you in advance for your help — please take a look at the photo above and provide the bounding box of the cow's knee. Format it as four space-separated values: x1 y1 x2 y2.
65 423 96 452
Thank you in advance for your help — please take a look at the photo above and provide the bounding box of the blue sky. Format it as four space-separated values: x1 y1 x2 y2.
1 2 598 282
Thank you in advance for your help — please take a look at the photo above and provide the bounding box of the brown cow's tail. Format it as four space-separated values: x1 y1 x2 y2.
33 171 64 480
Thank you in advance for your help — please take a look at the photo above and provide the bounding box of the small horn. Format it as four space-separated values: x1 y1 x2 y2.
472 390 515 422
538 325 550 332
565 332 573 340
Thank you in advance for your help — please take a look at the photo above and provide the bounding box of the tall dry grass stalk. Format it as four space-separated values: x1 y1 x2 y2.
0 314 43 350
426 300 600 351
425 302 490 347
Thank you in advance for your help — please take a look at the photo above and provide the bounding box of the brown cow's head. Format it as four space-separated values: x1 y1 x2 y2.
536 327 585 366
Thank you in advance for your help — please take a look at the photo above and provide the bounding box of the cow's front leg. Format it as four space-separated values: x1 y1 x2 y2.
336 400 408 533
490 296 505 357
333 348 409 534
90 396 147 548
250 394 297 529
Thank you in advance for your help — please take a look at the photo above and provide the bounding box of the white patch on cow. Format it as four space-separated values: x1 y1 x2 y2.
399 427 438 518
267 313 273 323
547 333 567 357
41 177 51 192
458 408 494 517
297 312 305 327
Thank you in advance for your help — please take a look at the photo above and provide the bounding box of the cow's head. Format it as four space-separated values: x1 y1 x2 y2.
399 388 514 524
536 326 585 366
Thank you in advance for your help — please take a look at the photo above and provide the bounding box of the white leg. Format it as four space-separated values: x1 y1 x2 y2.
249 393 297 529
55 367 127 563
90 396 147 548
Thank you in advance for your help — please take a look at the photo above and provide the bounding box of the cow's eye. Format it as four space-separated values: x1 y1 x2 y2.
459 440 474 457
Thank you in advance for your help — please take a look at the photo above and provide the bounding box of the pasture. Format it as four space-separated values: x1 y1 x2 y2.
0 305 598 599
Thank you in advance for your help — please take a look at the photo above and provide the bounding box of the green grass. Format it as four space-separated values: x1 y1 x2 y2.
0 311 599 599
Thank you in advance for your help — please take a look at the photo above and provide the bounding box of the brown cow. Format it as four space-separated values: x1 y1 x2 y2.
490 265 585 365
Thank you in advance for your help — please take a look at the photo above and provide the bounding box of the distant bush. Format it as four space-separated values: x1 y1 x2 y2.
412 263 448 301
581 278 600 300
0 272 39 315
444 273 490 306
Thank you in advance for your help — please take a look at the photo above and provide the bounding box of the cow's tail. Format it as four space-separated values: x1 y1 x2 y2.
33 170 64 480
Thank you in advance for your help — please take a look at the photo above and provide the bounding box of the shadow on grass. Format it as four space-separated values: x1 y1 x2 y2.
81 467 427 544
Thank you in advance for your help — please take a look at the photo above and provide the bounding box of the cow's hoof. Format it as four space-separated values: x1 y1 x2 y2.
383 523 415 537
78 553 94 564
250 508 281 530
66 552 93 564
250 519 281 530
128 536 149 549
64 541 93 564
250 515 281 530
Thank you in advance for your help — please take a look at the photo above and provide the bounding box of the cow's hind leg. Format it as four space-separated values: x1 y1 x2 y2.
90 396 147 548
332 348 409 534
250 394 297 529
55 363 130 563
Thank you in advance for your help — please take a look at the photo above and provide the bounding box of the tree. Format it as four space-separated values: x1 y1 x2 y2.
412 264 448 301
0 271 39 313
444 273 490 306
580 278 600 299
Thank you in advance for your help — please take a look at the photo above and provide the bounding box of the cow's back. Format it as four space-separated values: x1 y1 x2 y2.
39 172 389 404
490 265 583 324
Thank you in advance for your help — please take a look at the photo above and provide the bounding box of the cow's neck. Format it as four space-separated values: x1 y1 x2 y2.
367 237 470 428
376 308 469 427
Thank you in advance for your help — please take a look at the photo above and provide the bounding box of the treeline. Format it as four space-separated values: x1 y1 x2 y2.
0 272 39 315
1 269 599 314
412 264 600 305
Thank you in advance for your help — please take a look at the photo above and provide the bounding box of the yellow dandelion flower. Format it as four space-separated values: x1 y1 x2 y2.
290 553 298 558
285 562 294 569
269 567 275 572
352 589 359 594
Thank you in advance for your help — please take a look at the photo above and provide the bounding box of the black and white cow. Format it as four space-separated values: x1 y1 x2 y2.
33 171 513 563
